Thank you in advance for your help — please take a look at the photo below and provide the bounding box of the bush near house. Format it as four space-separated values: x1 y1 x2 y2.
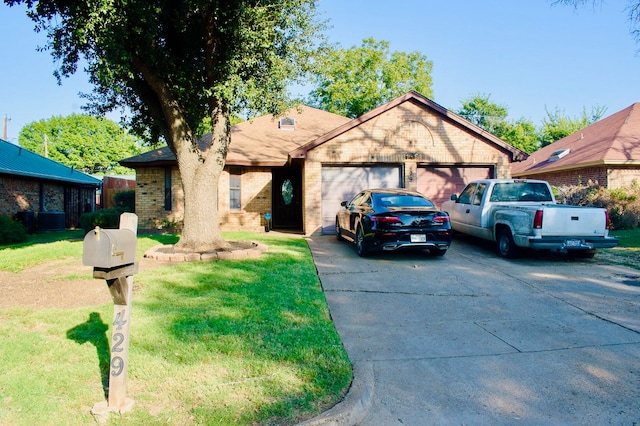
0 215 28 245
79 208 129 233
79 191 134 233
554 181 640 230
113 189 135 211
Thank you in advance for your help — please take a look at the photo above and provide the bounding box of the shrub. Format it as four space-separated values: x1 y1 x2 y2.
113 190 135 212
554 181 640 230
79 208 125 233
0 215 28 245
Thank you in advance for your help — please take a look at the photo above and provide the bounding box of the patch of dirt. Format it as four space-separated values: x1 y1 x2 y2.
0 257 160 310
0 241 262 310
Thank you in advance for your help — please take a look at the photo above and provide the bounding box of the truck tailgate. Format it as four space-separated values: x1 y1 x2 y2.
540 205 607 237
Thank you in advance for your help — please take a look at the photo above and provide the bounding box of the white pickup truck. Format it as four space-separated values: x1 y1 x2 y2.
441 179 618 258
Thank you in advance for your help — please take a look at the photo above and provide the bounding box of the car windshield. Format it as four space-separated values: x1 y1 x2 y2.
374 193 435 208
489 182 553 202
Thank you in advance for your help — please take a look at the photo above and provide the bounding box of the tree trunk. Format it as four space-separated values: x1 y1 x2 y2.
172 110 231 253
130 55 231 253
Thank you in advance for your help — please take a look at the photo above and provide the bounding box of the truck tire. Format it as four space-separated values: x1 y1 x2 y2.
497 229 519 259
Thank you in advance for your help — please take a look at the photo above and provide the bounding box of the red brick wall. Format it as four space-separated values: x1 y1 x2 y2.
0 175 64 217
527 167 608 188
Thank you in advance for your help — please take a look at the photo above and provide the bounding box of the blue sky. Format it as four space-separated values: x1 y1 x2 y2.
1 0 639 143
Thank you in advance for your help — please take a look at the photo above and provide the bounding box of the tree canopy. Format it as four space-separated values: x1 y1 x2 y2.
307 38 434 118
457 94 539 154
456 94 604 154
6 0 323 252
538 106 606 147
19 114 141 175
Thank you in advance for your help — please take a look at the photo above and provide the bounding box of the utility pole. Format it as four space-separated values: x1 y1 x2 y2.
2 115 7 141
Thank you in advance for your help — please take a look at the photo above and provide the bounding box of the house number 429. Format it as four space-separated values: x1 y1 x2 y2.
111 310 127 377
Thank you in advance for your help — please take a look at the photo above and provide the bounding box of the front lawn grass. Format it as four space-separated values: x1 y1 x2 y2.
600 228 640 269
0 232 352 425
0 230 177 272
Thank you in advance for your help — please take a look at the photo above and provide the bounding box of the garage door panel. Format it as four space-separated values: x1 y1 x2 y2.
321 166 401 234
418 166 492 208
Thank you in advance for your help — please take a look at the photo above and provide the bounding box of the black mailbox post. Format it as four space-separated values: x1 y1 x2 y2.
82 213 138 418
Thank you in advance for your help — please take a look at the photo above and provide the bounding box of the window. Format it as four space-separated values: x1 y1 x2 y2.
490 182 553 202
278 117 296 130
282 179 294 205
457 184 476 204
473 183 487 206
548 149 570 162
164 167 172 211
229 170 241 210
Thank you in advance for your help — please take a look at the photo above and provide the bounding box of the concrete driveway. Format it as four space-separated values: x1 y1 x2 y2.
306 234 640 425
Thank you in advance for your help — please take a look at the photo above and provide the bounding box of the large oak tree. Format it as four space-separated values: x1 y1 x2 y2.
6 0 322 252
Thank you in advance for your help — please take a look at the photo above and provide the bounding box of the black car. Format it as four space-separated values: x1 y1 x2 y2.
335 188 453 257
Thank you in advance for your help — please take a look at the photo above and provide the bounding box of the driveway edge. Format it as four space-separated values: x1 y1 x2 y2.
297 362 374 426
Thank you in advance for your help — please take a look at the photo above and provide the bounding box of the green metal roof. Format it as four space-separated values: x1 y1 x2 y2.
0 139 101 186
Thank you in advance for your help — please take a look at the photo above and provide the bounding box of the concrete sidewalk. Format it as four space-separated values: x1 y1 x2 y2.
301 235 640 425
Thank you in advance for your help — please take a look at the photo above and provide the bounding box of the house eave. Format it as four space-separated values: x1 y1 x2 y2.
512 159 640 177
0 169 101 186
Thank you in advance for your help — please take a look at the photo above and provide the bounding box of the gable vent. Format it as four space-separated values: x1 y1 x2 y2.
278 117 296 130
548 148 570 162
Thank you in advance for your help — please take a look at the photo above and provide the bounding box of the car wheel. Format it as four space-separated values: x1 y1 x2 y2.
431 248 447 256
335 218 344 241
497 229 519 259
355 226 369 257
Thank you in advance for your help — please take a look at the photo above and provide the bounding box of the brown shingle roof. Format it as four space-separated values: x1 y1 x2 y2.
290 91 528 162
120 105 350 167
512 103 640 176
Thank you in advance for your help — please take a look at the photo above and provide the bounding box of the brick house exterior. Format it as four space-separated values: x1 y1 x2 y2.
121 92 527 235
512 103 640 189
0 138 101 231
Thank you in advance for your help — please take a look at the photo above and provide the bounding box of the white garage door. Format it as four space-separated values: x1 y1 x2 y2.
321 166 402 234
417 166 493 208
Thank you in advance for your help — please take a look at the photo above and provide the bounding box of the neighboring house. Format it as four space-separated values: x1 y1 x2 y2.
512 103 640 188
0 138 101 231
121 91 527 235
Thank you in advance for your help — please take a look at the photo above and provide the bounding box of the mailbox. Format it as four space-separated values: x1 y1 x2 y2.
83 227 137 269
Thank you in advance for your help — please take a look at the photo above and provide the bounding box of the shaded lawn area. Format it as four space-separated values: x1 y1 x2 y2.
0 232 351 425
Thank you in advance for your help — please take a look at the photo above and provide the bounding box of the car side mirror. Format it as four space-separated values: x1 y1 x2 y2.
450 194 458 202
340 201 348 207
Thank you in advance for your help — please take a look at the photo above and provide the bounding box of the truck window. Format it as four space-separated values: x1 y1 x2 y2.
489 182 553 202
473 183 486 205
457 183 476 204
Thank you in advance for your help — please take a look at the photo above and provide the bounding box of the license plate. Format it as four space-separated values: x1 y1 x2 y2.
411 234 426 243
565 239 582 247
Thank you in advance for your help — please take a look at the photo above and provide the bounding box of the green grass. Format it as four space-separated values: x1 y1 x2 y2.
0 232 352 425
0 231 177 272
599 228 640 269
